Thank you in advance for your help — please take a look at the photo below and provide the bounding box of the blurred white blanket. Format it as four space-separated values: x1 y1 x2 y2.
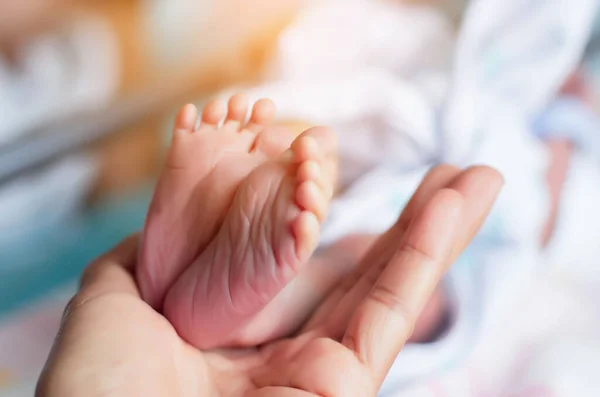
240 0 600 395
0 16 118 146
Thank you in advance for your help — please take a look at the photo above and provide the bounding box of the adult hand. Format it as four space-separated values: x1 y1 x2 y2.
36 165 502 397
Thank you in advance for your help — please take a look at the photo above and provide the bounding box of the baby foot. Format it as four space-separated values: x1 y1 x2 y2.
163 128 337 349
138 94 289 309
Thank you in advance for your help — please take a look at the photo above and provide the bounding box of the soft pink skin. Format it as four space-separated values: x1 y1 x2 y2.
163 158 308 348
137 95 338 349
39 164 503 397
138 97 270 310
137 137 266 310
137 95 457 349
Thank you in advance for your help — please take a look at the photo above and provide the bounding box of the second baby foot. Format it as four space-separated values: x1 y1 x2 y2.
163 128 337 349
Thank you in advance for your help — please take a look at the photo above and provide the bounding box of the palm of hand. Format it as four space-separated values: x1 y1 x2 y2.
38 165 502 397
52 255 375 397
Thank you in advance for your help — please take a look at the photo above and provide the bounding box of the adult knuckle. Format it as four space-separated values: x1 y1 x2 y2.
368 284 416 325
399 240 438 268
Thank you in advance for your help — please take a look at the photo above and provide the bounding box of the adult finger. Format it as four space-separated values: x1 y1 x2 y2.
303 164 461 332
310 166 503 339
446 166 504 261
342 188 463 385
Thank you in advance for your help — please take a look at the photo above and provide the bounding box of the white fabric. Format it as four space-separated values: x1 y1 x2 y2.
0 15 119 146
443 0 598 163
237 0 599 394
0 15 115 273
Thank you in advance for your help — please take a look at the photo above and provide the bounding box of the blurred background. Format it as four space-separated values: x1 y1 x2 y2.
1 0 600 396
